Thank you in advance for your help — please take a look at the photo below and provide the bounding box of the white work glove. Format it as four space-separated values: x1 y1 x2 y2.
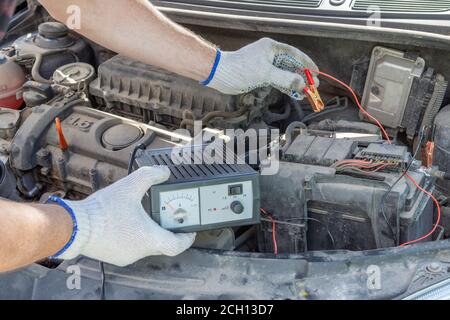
204 38 320 100
54 166 196 267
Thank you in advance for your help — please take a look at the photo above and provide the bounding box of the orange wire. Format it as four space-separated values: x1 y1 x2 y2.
372 164 389 172
336 161 384 168
303 69 392 144
261 208 278 255
335 160 374 164
334 160 389 170
303 68 441 246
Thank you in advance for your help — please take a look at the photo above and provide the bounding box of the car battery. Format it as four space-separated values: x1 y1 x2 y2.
305 170 434 251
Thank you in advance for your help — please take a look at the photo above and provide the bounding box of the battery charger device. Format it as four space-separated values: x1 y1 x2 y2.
134 146 261 233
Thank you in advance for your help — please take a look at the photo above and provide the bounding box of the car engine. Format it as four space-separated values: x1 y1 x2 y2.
1 21 450 255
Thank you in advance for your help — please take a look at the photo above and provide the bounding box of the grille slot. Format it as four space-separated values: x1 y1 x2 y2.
134 145 252 183
159 0 322 9
352 0 450 13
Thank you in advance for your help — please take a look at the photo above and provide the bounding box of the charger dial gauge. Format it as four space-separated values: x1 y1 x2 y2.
160 189 200 227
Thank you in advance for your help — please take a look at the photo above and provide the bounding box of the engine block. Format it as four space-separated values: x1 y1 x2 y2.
5 93 183 197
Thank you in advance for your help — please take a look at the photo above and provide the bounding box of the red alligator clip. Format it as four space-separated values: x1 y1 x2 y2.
303 69 325 113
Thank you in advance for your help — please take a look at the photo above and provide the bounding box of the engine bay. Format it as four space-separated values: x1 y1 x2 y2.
2 20 450 257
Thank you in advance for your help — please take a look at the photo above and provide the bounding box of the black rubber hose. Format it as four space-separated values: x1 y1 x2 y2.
302 105 348 124
263 99 292 124
289 98 305 121
180 105 250 129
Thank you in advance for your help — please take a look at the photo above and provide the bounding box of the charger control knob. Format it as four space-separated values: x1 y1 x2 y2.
230 201 244 215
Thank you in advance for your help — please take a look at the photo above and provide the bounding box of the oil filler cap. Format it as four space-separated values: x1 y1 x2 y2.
102 124 143 151
53 63 96 90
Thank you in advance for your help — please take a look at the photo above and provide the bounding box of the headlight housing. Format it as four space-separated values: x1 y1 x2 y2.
403 278 450 300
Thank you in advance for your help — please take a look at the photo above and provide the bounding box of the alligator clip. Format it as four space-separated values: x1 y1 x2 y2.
422 141 435 168
303 69 324 113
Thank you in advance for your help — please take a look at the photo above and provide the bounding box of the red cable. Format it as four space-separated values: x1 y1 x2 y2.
400 173 442 246
303 69 392 144
303 68 441 247
261 208 278 255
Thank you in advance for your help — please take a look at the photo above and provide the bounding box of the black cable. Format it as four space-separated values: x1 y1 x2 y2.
128 143 147 175
99 143 147 300
99 261 105 300
302 105 348 124
380 128 425 245
301 96 349 124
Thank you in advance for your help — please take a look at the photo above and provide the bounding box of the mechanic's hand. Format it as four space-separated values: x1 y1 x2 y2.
57 166 196 267
205 38 319 100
